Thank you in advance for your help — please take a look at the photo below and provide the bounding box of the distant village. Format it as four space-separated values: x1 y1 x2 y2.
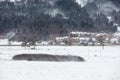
0 27 120 46
54 31 120 46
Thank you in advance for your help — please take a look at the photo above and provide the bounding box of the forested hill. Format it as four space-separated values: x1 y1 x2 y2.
0 0 120 40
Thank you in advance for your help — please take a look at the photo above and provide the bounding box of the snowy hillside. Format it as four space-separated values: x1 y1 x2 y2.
0 0 120 38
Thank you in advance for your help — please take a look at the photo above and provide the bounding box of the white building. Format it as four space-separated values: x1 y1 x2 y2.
111 26 120 44
0 39 9 45
110 38 120 44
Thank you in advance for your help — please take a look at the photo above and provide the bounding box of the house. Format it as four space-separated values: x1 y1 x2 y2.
95 33 112 44
110 37 120 44
55 36 68 45
111 31 120 44
54 31 120 46
55 36 68 42
68 32 97 45
0 39 9 45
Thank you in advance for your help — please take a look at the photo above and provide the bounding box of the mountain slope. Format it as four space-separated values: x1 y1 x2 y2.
0 0 120 40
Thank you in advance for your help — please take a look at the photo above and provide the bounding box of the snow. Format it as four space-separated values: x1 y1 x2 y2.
75 0 93 7
107 16 112 23
45 9 67 19
39 41 49 46
79 37 89 41
0 46 120 62
113 32 120 37
98 1 119 15
110 38 119 44
0 0 17 2
0 39 22 45
71 31 89 34
0 61 120 80
117 27 120 32
0 46 120 80
11 41 22 45
0 39 8 45
113 25 120 37
56 36 68 40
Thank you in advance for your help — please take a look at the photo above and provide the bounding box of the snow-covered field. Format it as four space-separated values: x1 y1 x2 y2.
0 46 120 62
0 46 120 80
0 61 120 80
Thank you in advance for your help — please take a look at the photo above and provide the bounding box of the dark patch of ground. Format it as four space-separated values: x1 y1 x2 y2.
12 54 85 62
